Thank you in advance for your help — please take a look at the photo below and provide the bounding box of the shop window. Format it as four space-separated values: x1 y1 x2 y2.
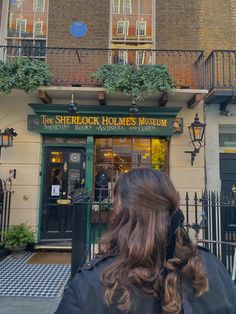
113 0 120 14
94 137 168 202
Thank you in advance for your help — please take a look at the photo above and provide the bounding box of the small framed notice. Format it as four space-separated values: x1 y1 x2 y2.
51 185 60 196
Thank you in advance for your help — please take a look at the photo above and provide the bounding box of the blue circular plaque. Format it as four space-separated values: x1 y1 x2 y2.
70 21 87 38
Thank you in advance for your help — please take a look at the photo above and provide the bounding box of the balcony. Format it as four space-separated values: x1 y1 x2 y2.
0 46 204 90
204 50 236 104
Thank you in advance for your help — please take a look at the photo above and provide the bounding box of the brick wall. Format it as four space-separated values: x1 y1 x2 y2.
156 0 199 50
48 0 110 48
198 0 233 54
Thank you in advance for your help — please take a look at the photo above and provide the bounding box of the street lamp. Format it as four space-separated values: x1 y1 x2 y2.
68 94 79 114
0 128 17 148
185 114 206 165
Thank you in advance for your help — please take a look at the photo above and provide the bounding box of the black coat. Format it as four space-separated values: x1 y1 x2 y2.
55 248 236 314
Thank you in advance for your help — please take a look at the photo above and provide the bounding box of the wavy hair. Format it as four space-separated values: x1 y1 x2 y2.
100 169 208 314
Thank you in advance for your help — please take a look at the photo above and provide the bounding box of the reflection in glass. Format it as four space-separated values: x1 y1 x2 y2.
68 169 81 198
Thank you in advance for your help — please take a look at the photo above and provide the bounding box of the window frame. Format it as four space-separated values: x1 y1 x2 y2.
118 49 128 65
123 0 132 15
34 20 43 37
34 0 45 12
136 50 145 66
116 20 129 36
16 17 27 33
112 0 120 14
136 20 147 36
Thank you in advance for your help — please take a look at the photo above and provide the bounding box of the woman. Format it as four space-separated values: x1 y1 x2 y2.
56 169 236 314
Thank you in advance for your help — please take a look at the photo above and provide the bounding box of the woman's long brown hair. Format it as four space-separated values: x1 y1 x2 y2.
100 169 208 314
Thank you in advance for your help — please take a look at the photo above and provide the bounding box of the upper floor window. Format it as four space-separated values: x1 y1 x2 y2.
113 0 120 14
123 0 131 15
34 21 43 37
117 20 129 36
136 21 147 36
34 0 45 12
16 17 26 33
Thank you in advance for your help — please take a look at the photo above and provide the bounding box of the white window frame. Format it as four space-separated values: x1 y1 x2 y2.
136 51 145 66
16 17 27 33
116 20 129 36
34 21 43 37
118 50 128 65
136 20 147 36
112 0 120 14
34 0 45 12
123 0 131 15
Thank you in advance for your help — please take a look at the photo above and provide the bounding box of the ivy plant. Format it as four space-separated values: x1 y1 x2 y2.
94 63 173 100
0 57 51 93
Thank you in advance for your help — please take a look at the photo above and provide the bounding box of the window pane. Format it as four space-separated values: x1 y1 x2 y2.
151 139 168 171
50 152 64 164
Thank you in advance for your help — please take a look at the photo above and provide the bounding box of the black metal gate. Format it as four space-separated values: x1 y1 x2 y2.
0 169 16 241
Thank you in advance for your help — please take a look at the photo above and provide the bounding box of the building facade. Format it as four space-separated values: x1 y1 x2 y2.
0 0 235 244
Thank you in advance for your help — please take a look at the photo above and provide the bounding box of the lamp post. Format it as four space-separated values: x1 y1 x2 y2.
185 114 206 165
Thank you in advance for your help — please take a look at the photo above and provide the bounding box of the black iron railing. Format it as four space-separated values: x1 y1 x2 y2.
205 50 236 89
0 46 204 89
0 169 16 241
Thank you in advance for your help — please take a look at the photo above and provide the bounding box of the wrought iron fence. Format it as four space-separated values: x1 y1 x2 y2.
0 169 16 241
0 46 204 89
71 190 236 280
205 50 236 89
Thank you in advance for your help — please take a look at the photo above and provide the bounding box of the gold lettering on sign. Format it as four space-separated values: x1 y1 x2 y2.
42 115 169 129
139 118 167 127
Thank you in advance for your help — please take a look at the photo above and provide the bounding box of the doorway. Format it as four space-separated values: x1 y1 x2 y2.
41 147 85 240
220 153 236 193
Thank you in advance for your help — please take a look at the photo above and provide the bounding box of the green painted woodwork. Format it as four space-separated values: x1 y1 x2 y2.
85 136 94 248
28 105 183 136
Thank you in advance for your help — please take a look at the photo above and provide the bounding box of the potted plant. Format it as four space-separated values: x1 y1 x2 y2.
0 57 51 93
1 223 35 254
93 63 173 101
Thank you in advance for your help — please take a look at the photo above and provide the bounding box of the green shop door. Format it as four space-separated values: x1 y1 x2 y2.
41 147 85 240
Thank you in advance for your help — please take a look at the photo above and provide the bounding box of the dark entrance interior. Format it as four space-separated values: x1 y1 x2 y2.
41 147 85 240
220 153 236 193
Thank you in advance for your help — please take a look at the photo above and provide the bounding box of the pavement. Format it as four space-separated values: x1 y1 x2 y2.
0 296 62 314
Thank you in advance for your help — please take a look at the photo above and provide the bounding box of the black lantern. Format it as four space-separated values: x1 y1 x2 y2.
68 94 79 114
185 114 206 165
129 100 139 115
0 128 17 148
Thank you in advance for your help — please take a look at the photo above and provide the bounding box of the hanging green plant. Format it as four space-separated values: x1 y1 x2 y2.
0 57 52 93
93 64 173 101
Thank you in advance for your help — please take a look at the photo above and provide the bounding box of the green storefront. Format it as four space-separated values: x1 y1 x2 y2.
28 104 182 242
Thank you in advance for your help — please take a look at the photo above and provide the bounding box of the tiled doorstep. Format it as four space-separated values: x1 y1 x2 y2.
0 253 70 298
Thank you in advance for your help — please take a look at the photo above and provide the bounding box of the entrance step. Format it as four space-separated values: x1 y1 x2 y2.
35 240 72 251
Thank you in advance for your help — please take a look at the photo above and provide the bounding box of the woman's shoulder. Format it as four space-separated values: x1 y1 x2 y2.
73 255 116 286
